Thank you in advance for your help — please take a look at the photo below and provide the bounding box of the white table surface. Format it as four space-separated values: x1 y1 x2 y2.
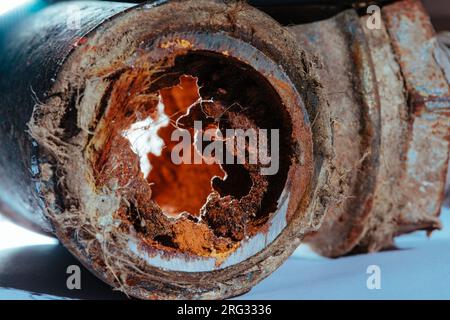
1 207 449 300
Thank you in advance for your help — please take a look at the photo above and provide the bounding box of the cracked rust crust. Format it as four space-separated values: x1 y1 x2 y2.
7 0 332 299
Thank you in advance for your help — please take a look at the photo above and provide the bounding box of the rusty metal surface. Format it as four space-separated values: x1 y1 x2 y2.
288 9 381 257
381 0 450 236
289 0 450 256
356 14 411 252
437 33 450 206
353 0 450 252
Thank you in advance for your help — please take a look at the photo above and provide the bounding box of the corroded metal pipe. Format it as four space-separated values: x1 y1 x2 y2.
290 0 450 255
0 0 448 299
0 0 330 299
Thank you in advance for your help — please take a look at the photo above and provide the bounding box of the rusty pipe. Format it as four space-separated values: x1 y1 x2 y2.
0 0 330 299
0 0 449 299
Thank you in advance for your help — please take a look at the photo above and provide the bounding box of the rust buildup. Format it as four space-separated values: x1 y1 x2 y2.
91 51 295 258
147 76 226 218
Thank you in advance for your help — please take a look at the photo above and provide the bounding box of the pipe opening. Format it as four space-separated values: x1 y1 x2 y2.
90 51 294 258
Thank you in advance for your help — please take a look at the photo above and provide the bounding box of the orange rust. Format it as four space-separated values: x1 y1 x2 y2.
92 63 158 183
87 47 295 260
171 219 235 258
147 75 226 217
160 39 193 49
89 66 237 258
